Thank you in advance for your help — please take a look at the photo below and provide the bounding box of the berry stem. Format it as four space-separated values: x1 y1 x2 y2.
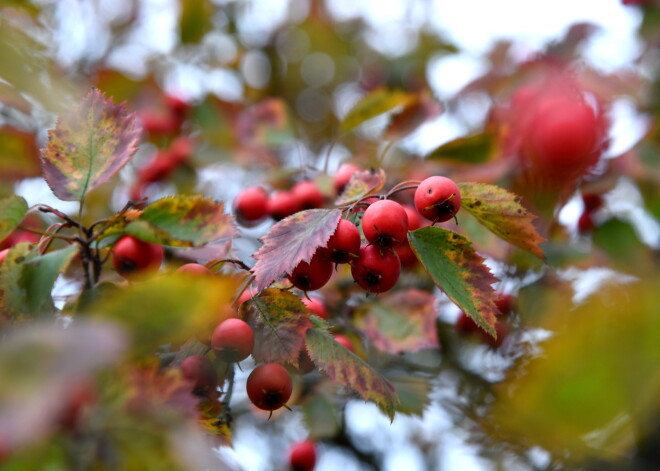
385 181 421 199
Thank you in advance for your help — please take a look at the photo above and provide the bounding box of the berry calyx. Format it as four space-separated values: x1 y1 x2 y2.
111 235 164 278
289 440 317 471
246 363 293 412
180 355 218 394
287 252 334 292
350 245 401 294
234 186 269 223
414 176 461 223
361 200 409 248
326 219 361 264
211 318 255 363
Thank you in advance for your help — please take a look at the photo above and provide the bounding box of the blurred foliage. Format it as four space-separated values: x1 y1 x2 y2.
0 0 658 470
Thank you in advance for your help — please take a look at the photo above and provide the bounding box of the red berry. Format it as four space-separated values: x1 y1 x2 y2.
395 241 418 268
137 151 178 183
140 109 178 136
180 355 217 394
350 245 401 294
333 334 354 352
0 248 8 265
112 235 164 278
234 186 269 223
414 176 461 223
237 289 254 306
287 252 333 292
582 193 604 212
577 211 595 233
495 294 515 316
326 219 361 264
211 318 254 362
176 263 212 276
246 363 292 412
302 297 327 319
289 440 317 471
402 204 422 231
164 94 189 117
169 136 193 164
292 180 325 210
362 200 409 248
268 190 302 221
333 163 361 193
523 95 600 181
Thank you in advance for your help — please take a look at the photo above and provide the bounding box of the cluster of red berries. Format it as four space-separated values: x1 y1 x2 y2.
140 93 190 138
281 175 462 295
234 179 326 225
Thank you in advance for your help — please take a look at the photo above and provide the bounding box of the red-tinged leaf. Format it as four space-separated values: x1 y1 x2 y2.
126 195 237 247
383 93 442 141
426 132 496 164
236 98 295 148
251 209 342 292
40 89 141 202
242 289 313 367
335 169 386 206
0 195 28 242
354 289 438 354
0 125 40 182
305 327 399 420
408 227 500 338
458 183 546 260
340 88 416 133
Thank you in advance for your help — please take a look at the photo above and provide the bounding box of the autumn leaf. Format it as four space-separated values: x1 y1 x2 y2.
426 132 495 164
125 195 237 247
0 195 28 242
408 227 500 338
305 327 399 420
340 88 416 133
0 243 78 318
0 126 41 182
383 93 442 141
242 289 313 367
335 169 386 206
251 209 342 292
354 289 438 354
179 0 213 44
458 183 545 260
40 89 141 202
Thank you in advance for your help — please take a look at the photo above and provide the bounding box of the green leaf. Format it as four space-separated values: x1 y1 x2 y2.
40 89 141 202
305 328 399 420
0 195 28 242
302 387 341 439
243 289 313 367
126 195 237 247
251 209 342 292
179 0 213 44
90 273 238 356
340 88 416 133
486 277 660 461
354 289 438 354
426 132 495 164
334 169 386 206
408 227 500 338
0 244 78 318
458 183 545 260
388 374 432 416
